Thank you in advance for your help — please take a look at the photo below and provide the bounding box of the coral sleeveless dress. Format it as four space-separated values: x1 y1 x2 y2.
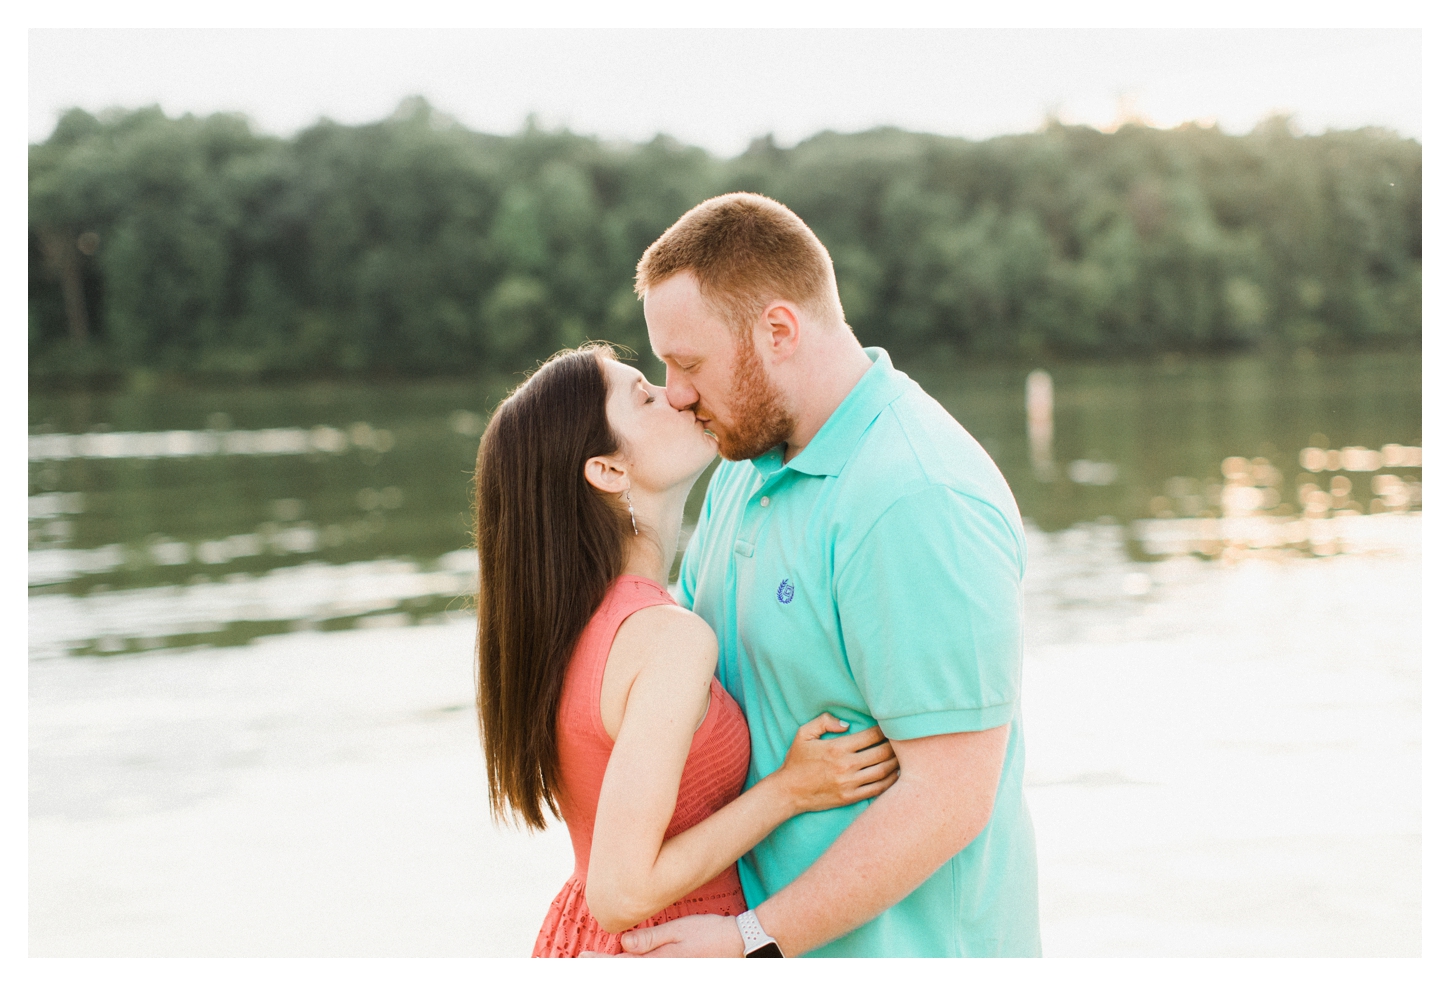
532 575 752 957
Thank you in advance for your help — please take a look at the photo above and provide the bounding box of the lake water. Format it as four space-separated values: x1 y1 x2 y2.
28 349 1422 956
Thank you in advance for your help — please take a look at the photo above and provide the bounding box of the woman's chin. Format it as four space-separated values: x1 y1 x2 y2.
661 442 719 486
689 438 720 475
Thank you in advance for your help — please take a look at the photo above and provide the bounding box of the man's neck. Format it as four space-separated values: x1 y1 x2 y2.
782 337 874 463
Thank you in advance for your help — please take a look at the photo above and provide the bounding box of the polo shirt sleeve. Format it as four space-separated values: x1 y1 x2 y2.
834 484 1025 741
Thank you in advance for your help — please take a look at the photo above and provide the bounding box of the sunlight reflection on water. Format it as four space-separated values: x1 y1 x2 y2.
28 512 1420 956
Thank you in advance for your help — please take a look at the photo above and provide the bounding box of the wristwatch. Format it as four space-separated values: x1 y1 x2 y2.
735 909 784 957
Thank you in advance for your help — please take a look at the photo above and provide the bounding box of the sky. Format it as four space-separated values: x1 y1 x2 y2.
28 28 1421 154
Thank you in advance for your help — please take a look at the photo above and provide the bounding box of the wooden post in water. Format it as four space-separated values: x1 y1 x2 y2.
1026 369 1054 481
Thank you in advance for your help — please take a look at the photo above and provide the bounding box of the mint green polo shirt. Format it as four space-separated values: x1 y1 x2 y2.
676 347 1040 957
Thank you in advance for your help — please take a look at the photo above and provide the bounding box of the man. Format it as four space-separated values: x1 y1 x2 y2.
625 192 1039 957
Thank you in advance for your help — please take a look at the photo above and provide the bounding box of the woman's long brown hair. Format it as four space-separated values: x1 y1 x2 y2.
474 344 630 830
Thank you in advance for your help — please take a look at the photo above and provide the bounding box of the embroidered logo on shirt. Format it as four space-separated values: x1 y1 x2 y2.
776 578 795 604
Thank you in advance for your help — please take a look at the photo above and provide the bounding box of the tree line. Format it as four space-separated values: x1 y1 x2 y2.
29 97 1421 384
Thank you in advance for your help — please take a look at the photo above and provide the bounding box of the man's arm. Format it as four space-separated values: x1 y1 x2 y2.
618 723 1009 957
755 724 1009 955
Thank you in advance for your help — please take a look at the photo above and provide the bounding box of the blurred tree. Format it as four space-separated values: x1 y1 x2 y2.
29 105 1420 384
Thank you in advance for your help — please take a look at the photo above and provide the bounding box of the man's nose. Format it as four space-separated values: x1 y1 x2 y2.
665 369 698 411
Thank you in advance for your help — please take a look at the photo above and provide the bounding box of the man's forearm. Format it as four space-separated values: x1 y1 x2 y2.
754 726 1007 956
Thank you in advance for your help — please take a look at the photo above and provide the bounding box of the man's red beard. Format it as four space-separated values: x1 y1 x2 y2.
703 338 794 462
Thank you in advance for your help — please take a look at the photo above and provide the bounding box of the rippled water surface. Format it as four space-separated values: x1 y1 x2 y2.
29 349 1422 956
28 349 1421 659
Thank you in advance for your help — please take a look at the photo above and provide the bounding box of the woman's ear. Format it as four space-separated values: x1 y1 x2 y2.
583 455 629 495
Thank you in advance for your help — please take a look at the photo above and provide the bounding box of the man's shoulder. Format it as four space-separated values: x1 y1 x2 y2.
845 381 1021 528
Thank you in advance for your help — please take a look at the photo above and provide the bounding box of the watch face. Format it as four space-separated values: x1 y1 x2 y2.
746 941 784 958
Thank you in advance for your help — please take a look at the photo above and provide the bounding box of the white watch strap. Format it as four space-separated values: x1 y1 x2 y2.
735 909 778 953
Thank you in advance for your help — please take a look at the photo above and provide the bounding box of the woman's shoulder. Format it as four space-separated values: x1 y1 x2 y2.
608 588 716 677
620 599 715 645
598 583 717 741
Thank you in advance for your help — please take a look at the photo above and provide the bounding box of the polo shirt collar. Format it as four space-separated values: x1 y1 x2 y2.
749 347 907 480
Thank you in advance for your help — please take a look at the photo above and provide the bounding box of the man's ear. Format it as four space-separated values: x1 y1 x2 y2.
583 455 629 495
758 301 801 362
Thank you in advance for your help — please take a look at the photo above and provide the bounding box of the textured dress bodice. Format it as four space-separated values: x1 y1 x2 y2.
532 576 751 957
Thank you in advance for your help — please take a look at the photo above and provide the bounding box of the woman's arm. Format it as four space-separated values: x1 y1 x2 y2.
585 606 896 933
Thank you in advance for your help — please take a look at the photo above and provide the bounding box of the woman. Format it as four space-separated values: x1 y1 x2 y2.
474 344 898 957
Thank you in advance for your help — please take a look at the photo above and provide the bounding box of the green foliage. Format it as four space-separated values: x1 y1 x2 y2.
29 104 1420 383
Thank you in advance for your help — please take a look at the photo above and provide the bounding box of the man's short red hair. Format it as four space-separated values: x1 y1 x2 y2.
635 192 845 334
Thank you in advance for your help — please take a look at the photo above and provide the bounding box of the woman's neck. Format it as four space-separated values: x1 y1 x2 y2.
619 483 691 587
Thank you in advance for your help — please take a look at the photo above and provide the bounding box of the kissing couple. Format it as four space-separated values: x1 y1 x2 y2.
473 193 1040 957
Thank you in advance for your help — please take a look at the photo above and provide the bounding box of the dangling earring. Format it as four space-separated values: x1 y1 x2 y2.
626 489 638 536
